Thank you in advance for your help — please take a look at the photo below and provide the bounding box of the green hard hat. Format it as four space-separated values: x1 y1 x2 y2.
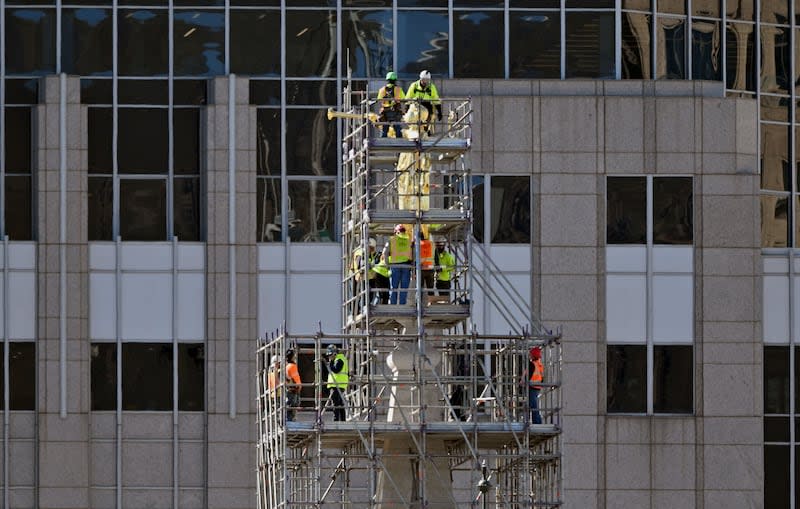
386 71 398 82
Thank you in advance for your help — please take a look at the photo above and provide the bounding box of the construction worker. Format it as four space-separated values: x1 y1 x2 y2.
371 242 391 305
419 235 435 296
285 349 301 421
267 354 281 399
405 70 442 131
522 347 544 425
384 224 412 305
377 71 405 138
324 344 348 421
434 238 456 298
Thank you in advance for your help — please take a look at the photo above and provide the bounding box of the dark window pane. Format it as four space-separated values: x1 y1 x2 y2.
761 195 790 248
653 345 692 413
91 343 117 411
454 0 503 6
621 12 651 79
341 9 392 79
118 10 168 77
121 0 168 7
397 10 449 79
399 0 447 6
286 109 336 176
765 445 790 509
765 416 790 442
762 1 789 24
725 22 756 92
794 346 800 413
251 81 281 106
287 180 336 242
490 176 530 244
3 343 35 410
5 107 31 172
230 10 280 76
565 12 615 79
122 343 172 411
88 177 113 241
6 176 33 241
5 79 39 104
257 177 281 242
118 108 168 174
118 79 168 104
765 346 790 414
120 179 167 240
606 177 646 244
231 0 279 7
257 109 281 176
691 19 721 81
174 80 207 105
6 9 56 75
760 26 790 96
657 0 685 14
607 344 647 413
174 11 225 77
176 0 222 7
286 0 335 5
81 79 113 104
285 10 336 77
472 176 484 243
657 16 686 79
511 0 559 5
286 80 337 106
653 177 692 245
567 0 614 5
178 344 204 411
174 177 201 241
454 11 503 78
761 124 790 190
62 8 112 76
88 108 112 173
510 11 560 79
727 0 754 20
174 109 200 174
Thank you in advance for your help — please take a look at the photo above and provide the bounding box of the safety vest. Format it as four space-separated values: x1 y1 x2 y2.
327 353 349 389
529 359 544 389
420 240 434 269
286 362 301 393
352 247 375 280
378 84 404 110
406 80 440 104
371 252 390 278
268 368 280 397
436 250 456 281
389 234 411 263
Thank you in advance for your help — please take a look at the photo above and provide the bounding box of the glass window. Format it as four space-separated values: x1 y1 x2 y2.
174 80 207 105
762 0 789 24
118 10 168 77
5 79 39 104
341 9 392 79
765 346 790 415
120 179 167 240
118 108 169 174
81 79 113 104
230 10 280 76
91 343 117 411
5 8 56 75
251 81 281 106
61 8 112 76
286 109 336 176
657 0 685 15
285 10 337 77
119 79 168 105
399 0 447 6
727 0 754 21
653 177 692 245
567 0 614 6
0 343 35 411
178 344 204 411
623 0 651 9
396 10 449 79
472 175 485 243
692 0 720 17
5 107 31 172
606 177 646 244
174 109 200 174
653 345 692 413
725 22 756 92
765 416 790 442
174 177 201 241
257 109 281 176
490 176 530 244
761 25 791 96
257 177 281 242
761 195 790 248
88 177 113 241
691 19 721 81
286 180 336 242
286 81 337 106
761 123 790 191
621 12 651 80
122 343 173 411
657 16 686 79
607 344 646 413
565 12 615 79
88 108 113 173
173 10 225 76
454 11 504 79
765 445 790 508
6 176 32 241
510 11 560 79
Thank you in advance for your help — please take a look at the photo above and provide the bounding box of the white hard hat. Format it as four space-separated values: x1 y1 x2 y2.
419 70 431 81
270 354 280 365
369 238 377 248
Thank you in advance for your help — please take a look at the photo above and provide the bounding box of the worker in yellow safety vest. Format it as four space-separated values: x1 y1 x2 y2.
377 71 405 138
371 245 391 305
434 238 456 299
383 224 412 305
324 344 349 421
405 70 442 131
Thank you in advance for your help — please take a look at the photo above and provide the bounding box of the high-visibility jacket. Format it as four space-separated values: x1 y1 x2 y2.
378 84 404 111
436 250 456 281
327 353 349 389
286 362 301 394
389 233 411 263
529 359 544 389
352 247 376 280
268 369 278 393
405 80 440 105
420 240 434 269
371 252 390 278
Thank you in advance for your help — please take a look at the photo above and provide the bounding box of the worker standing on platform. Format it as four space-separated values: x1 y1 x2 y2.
285 349 302 421
405 70 441 132
420 235 435 296
434 238 456 299
377 71 405 138
324 344 348 421
371 240 391 305
384 224 412 305
522 347 544 425
352 238 377 300
268 354 280 398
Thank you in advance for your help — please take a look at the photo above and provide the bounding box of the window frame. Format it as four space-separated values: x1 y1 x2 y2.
471 174 532 245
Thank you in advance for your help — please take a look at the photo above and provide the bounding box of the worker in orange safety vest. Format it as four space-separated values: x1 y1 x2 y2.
525 347 544 424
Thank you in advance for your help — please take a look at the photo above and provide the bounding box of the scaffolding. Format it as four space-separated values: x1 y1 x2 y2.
256 88 563 508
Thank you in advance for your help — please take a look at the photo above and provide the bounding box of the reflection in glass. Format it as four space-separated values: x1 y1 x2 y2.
510 11 560 79
62 9 112 76
286 80 337 106
257 109 281 176
174 109 200 174
287 180 336 242
692 0 720 17
622 0 650 9
607 344 646 413
653 345 692 413
88 108 113 173
120 179 167 240
491 176 530 243
88 177 113 241
122 343 172 410
621 12 651 79
653 177 692 245
761 195 790 248
397 10 449 79
230 10 280 76
565 12 615 79
761 25 790 95
5 79 39 104
286 10 336 77
178 344 205 411
119 79 168 104
761 95 790 122
455 0 503 6
761 123 790 191
341 9 392 79
81 79 113 104
726 22 756 92
5 107 31 172
251 81 281 106
174 177 201 241
118 10 168 76
174 11 224 76
656 16 685 79
765 445 790 508
472 176 484 243
692 19 720 81
727 0 755 21
6 9 56 75
657 0 685 14
174 80 207 105
257 177 281 242
118 108 168 174
606 177 646 244
5 176 32 241
454 11 503 78
286 109 336 176
399 0 447 6
91 343 116 411
761 0 789 24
